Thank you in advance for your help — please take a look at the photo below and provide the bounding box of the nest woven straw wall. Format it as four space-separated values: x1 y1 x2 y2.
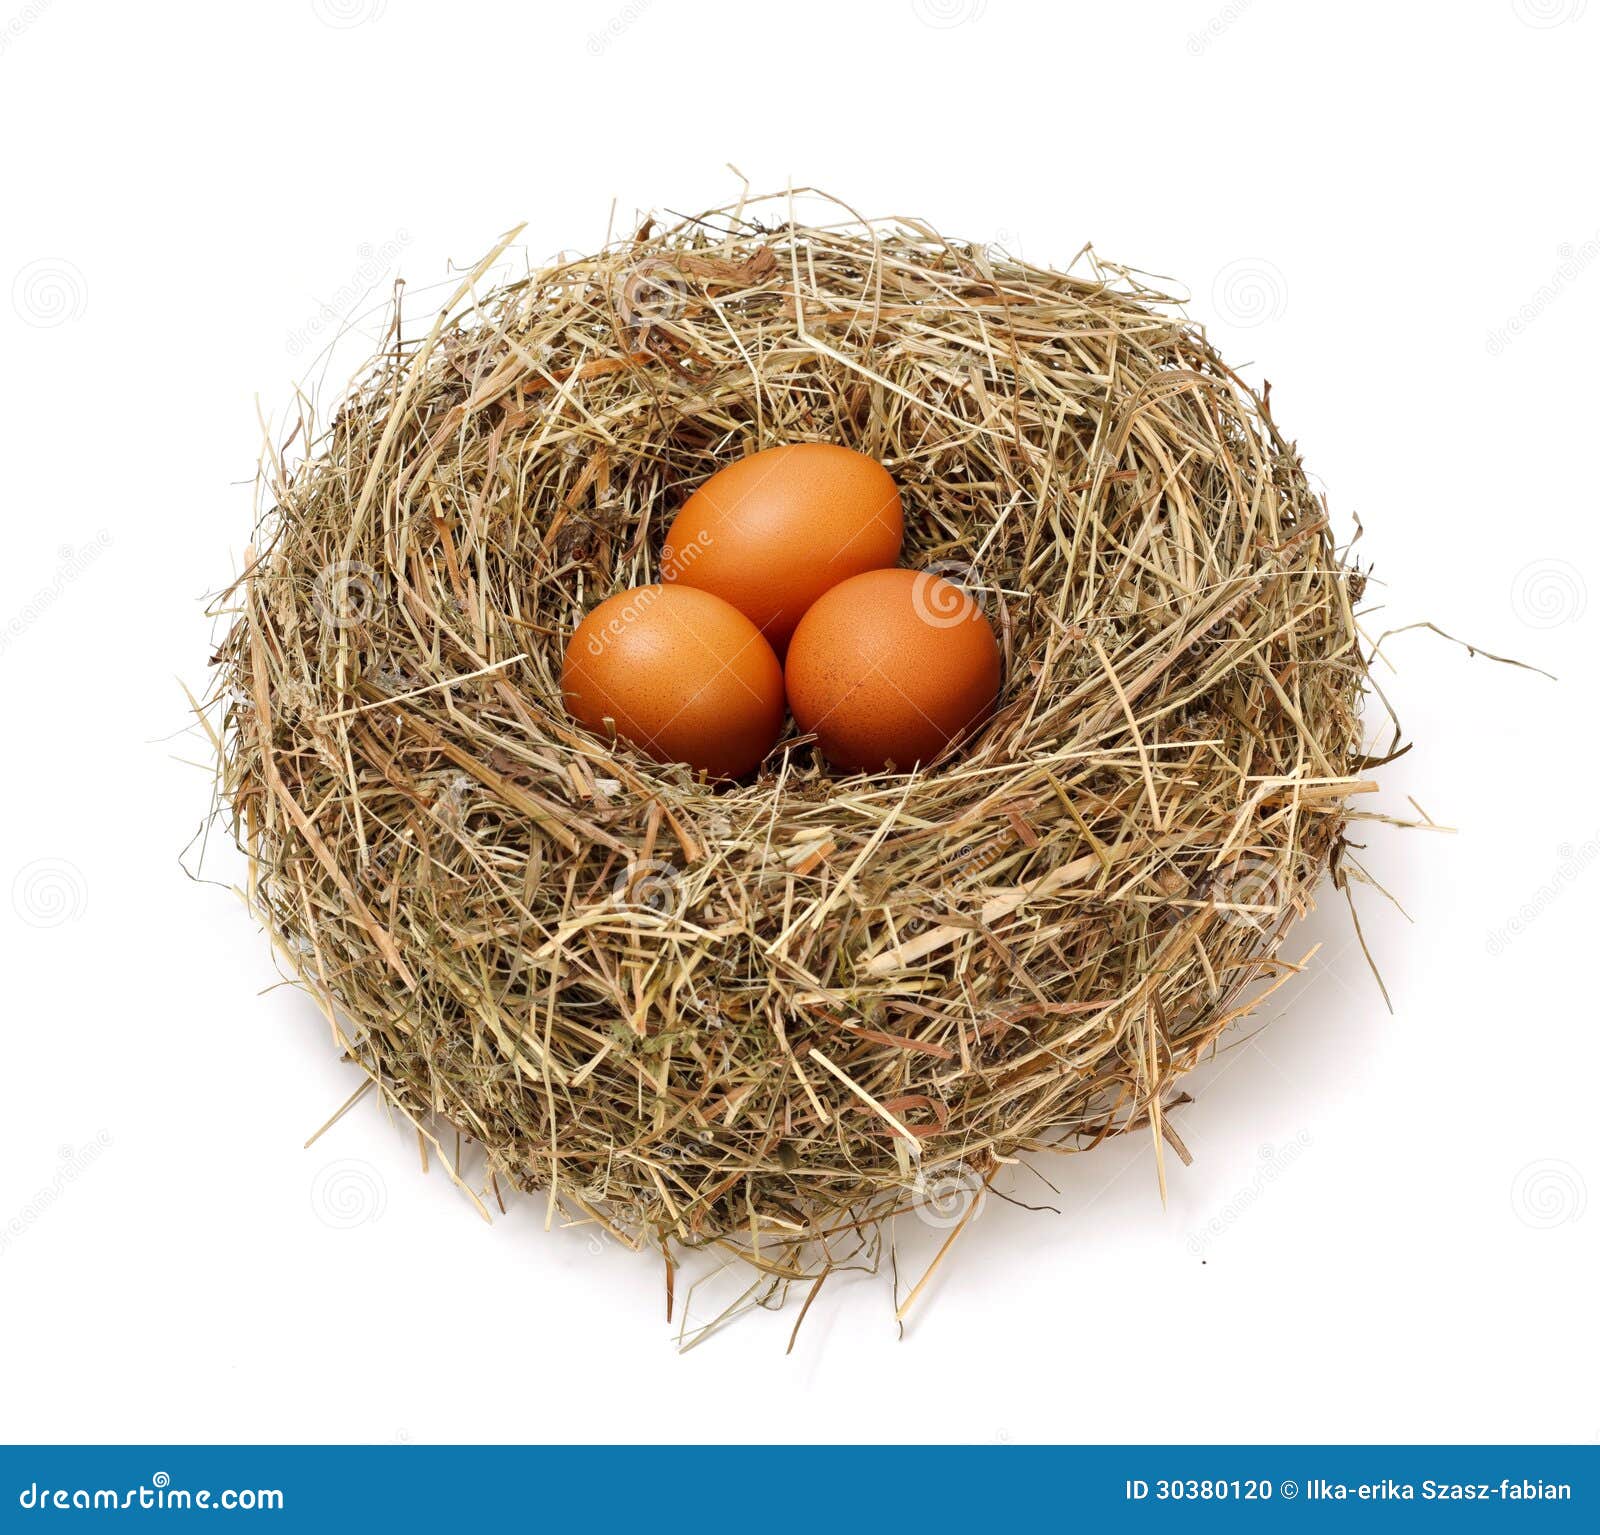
215 191 1374 1317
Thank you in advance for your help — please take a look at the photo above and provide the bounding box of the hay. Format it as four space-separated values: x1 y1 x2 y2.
209 189 1384 1333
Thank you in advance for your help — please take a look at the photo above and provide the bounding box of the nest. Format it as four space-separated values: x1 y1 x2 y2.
212 191 1379 1329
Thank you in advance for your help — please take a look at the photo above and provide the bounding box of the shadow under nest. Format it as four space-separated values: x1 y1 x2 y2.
212 192 1380 1330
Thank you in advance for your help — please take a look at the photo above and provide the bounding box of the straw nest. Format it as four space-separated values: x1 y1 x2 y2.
213 191 1380 1325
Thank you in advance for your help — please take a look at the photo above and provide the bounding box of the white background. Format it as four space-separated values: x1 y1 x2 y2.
1 0 1595 1445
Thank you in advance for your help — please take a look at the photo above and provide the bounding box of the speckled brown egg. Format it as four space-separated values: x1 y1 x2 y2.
784 567 1001 774
562 584 784 780
661 442 903 653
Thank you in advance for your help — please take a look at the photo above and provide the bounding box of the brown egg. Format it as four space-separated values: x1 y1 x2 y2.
562 584 784 779
661 442 903 653
785 568 1001 774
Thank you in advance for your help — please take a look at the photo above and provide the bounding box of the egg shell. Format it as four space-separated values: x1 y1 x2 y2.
661 442 903 652
784 567 1001 774
562 584 785 780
